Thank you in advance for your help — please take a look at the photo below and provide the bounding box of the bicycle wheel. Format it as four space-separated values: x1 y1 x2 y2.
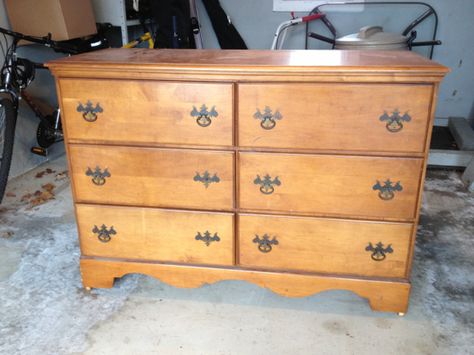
0 97 16 203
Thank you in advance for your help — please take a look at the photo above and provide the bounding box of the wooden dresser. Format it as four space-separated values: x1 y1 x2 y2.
48 49 448 314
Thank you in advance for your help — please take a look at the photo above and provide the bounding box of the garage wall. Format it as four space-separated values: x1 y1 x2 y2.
196 0 474 122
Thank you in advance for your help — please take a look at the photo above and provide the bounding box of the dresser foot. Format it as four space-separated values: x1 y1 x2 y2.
80 260 116 289
365 285 410 314
85 286 92 291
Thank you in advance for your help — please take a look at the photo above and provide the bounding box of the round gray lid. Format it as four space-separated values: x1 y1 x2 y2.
336 26 408 46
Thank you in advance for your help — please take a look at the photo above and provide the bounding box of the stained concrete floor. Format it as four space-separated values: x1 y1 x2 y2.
0 155 473 355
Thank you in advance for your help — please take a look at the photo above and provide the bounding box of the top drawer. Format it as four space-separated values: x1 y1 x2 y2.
59 79 233 146
238 83 433 153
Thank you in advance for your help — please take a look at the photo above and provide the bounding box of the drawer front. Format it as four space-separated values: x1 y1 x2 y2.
239 152 422 219
239 214 412 278
69 145 234 210
60 79 233 146
76 204 234 265
238 83 432 152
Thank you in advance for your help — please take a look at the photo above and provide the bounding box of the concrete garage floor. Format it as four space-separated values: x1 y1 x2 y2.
0 155 473 355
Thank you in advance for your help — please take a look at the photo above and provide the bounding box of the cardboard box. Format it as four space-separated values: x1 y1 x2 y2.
5 0 97 41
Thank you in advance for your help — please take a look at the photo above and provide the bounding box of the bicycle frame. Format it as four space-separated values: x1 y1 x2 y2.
1 36 52 125
0 27 70 154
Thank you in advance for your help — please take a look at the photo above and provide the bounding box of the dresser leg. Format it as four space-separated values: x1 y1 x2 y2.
80 259 116 289
365 284 410 314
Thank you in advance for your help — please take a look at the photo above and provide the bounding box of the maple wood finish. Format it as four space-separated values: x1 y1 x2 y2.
69 145 234 210
48 49 448 314
60 79 233 147
239 152 423 219
239 83 432 152
238 214 412 278
77 204 234 265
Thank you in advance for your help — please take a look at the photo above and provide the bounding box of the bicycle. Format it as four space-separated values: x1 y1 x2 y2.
0 27 108 203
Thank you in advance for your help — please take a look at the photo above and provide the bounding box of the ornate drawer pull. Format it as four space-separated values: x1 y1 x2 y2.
253 234 278 253
379 109 411 133
254 106 282 130
190 104 218 127
193 171 220 188
373 179 403 200
92 224 116 243
195 231 220 246
86 166 111 186
77 101 103 122
254 174 281 195
366 242 393 261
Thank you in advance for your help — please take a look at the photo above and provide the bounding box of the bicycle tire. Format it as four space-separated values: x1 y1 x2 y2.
0 97 17 203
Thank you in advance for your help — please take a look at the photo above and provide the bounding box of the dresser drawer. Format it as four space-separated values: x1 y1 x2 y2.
238 83 432 153
59 79 233 146
69 145 234 210
239 152 422 220
76 204 234 265
239 214 412 278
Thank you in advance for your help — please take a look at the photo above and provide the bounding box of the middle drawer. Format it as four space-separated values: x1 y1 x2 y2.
239 152 423 220
69 145 234 210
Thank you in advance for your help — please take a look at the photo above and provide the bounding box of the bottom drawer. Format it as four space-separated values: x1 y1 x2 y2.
76 204 234 266
238 214 413 278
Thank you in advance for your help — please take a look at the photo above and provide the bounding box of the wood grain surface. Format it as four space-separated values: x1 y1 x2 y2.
48 48 448 73
48 49 449 83
238 83 432 153
60 79 233 146
48 49 448 313
77 204 234 265
80 257 411 313
238 214 412 278
69 145 234 210
239 152 423 219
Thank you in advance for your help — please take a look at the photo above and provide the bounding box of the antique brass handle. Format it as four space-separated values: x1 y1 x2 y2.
86 166 111 186
77 101 103 122
92 224 116 243
253 234 278 253
254 174 281 195
195 231 220 246
373 179 403 200
254 106 282 130
379 109 411 133
365 242 393 261
193 171 220 188
190 104 218 127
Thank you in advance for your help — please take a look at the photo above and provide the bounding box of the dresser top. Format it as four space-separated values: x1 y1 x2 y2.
48 48 448 82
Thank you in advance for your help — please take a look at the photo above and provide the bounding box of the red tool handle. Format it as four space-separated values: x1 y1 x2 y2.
301 13 324 23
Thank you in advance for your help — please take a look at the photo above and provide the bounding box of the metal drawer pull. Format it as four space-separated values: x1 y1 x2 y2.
86 166 111 186
92 224 116 243
190 104 218 127
366 242 393 261
254 106 282 130
77 100 103 122
373 179 403 200
253 234 278 253
254 174 281 195
195 231 220 246
379 109 411 133
193 171 220 188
